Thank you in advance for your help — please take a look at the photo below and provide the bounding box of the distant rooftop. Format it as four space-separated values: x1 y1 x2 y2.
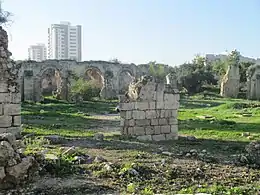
60 21 71 25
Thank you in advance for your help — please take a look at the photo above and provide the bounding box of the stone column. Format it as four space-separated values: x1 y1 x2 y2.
100 76 116 99
0 26 21 137
23 70 34 101
220 65 240 98
33 77 43 102
246 76 251 100
59 76 69 100
255 75 260 100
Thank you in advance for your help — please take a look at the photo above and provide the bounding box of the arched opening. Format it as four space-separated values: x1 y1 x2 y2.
70 67 105 100
84 68 104 89
118 70 134 94
40 68 62 97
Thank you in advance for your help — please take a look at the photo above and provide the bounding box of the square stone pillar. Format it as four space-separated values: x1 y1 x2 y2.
119 77 180 141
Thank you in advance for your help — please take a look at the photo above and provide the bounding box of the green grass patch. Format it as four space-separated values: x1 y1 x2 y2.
20 96 260 194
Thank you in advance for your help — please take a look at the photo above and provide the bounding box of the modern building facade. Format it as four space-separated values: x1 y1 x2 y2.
28 44 47 62
47 21 82 62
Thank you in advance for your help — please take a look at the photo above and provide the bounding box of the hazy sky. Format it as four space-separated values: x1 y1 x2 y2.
3 0 260 65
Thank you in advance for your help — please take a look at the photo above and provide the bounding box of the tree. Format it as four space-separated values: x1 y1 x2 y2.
0 1 12 25
227 49 240 67
179 70 217 94
212 59 228 77
149 63 167 82
192 54 206 70
175 56 216 94
211 50 241 78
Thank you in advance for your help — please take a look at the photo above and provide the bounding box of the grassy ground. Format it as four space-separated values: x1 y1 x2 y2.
18 96 260 194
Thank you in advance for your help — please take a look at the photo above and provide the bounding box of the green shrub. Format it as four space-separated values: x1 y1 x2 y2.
149 63 167 82
179 70 217 94
70 78 101 101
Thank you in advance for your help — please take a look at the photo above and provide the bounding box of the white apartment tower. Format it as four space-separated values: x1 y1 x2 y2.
48 21 82 61
28 44 47 62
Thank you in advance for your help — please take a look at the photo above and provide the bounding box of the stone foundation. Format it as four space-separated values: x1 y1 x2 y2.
119 76 180 141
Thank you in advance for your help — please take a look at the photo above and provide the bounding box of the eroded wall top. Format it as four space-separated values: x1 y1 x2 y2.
119 76 180 141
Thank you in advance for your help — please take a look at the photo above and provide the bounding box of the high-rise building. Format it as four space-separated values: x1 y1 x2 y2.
47 21 82 61
28 44 47 62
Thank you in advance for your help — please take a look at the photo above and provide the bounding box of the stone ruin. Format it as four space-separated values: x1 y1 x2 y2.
220 56 260 100
0 26 37 189
220 50 241 98
0 27 21 136
247 64 260 100
220 63 240 98
119 75 180 141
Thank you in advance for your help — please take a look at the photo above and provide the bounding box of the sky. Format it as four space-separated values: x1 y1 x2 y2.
3 0 260 65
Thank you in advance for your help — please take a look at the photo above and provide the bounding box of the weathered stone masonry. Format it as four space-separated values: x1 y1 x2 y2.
119 77 180 141
0 26 37 190
0 27 21 137
18 61 173 102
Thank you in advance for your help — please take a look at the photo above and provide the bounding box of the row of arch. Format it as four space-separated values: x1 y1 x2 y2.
20 63 136 102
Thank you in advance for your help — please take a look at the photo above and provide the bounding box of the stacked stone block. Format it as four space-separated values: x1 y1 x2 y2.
119 80 180 141
0 26 21 137
0 26 36 190
0 93 21 135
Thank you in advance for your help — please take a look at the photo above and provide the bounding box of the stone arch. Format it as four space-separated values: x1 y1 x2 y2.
84 66 105 89
117 68 135 94
33 63 67 102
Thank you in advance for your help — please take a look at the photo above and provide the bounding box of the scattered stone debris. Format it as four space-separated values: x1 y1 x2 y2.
244 141 260 165
190 149 197 154
0 133 39 190
185 153 191 157
62 146 77 156
94 156 107 163
242 132 250 137
72 155 94 165
40 109 45 114
162 151 173 156
103 163 113 172
44 135 67 144
186 135 197 141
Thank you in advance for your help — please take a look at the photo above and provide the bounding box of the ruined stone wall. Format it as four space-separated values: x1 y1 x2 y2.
247 64 260 100
0 27 21 137
119 77 179 141
18 60 173 101
0 26 37 190
220 65 240 98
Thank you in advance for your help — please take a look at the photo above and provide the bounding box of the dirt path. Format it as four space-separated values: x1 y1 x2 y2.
0 176 118 195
